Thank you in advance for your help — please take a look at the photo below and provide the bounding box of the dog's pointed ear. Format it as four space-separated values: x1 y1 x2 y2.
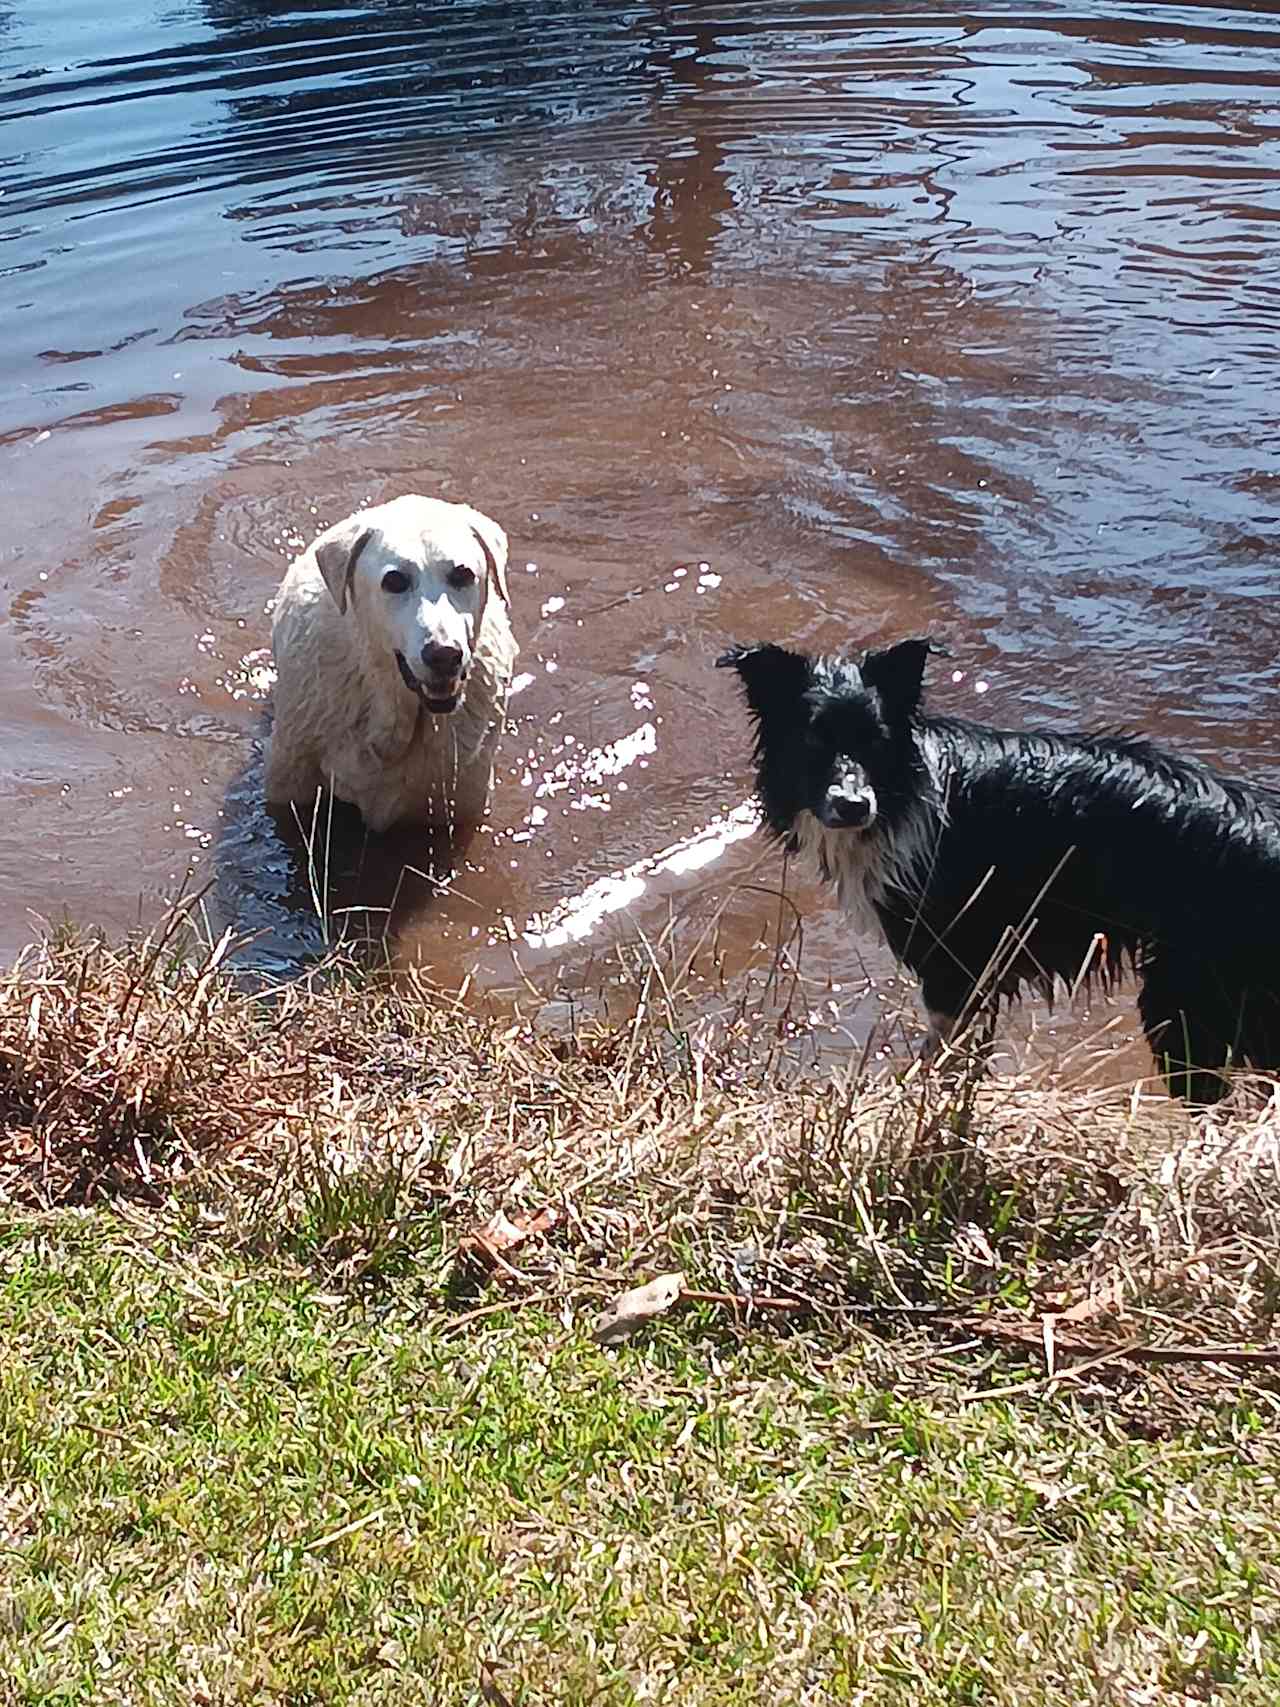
463 508 511 606
716 643 813 716
859 637 943 722
313 515 375 615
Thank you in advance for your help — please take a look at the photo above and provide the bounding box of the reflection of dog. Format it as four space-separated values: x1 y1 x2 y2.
265 495 517 835
719 636 1280 1102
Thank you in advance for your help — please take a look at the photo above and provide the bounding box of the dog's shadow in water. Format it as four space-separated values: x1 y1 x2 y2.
210 732 462 976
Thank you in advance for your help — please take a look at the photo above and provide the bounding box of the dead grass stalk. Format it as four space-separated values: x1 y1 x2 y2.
1 906 1276 1411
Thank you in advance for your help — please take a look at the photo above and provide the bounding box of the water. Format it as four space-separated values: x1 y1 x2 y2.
3 2 1279 1071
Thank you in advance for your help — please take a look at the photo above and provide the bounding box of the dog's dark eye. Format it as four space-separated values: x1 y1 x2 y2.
381 569 410 595
447 563 476 590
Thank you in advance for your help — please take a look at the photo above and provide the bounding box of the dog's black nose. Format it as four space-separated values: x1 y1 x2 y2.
421 641 464 675
823 793 874 829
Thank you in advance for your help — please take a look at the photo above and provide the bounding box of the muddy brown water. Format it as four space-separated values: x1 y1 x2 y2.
3 2 1280 1081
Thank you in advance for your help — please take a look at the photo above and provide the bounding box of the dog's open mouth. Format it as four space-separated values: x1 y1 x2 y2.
395 650 462 714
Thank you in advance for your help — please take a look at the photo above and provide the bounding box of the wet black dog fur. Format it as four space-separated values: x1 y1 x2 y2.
718 637 1280 1102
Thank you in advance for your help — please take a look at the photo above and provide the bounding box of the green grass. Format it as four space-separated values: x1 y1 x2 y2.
2 1216 1277 1706
2 916 1278 1701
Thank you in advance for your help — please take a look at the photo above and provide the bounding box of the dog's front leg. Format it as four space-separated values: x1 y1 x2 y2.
358 793 406 835
263 732 324 812
919 1010 957 1062
919 1000 1000 1086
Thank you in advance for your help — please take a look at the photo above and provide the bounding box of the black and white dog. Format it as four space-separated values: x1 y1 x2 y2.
718 637 1280 1102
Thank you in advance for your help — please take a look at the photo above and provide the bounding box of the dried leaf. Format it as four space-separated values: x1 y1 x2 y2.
459 1206 561 1279
1057 1274 1128 1325
592 1271 686 1345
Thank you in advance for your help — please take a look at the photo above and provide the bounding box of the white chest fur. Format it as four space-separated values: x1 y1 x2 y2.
789 737 946 937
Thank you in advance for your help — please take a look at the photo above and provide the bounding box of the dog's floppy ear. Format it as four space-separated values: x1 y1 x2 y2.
715 643 813 717
313 514 375 615
463 508 511 606
859 636 942 723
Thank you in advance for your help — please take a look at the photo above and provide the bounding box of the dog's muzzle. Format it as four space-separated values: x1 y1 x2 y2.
395 648 464 714
818 791 877 831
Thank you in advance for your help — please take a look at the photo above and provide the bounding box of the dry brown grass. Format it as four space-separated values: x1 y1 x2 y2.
1 903 1277 1416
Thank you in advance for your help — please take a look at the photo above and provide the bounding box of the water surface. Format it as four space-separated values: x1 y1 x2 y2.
3 1 1279 1073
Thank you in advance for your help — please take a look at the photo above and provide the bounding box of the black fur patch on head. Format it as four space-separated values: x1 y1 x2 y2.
720 638 936 849
801 648 935 830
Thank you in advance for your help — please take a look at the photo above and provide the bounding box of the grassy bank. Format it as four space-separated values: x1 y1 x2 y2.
1 911 1278 1703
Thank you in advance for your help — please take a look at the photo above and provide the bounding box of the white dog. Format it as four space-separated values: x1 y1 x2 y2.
264 494 518 835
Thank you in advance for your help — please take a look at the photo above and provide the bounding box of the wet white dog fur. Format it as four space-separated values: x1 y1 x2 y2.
264 494 518 834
